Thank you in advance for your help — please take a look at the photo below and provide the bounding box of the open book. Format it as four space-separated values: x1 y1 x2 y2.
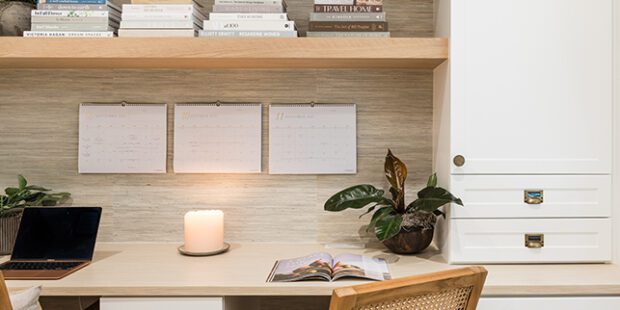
267 252 391 282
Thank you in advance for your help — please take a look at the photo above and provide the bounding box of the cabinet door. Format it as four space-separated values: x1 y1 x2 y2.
451 0 612 174
100 297 224 310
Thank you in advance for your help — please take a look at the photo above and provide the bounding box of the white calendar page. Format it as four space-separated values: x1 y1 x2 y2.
269 104 357 174
78 103 167 174
173 103 262 173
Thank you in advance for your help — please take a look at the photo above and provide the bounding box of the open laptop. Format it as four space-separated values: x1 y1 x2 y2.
0 207 102 280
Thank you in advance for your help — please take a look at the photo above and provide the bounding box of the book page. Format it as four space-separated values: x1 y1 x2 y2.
78 103 167 174
269 104 357 174
267 252 333 282
332 253 391 281
173 103 262 173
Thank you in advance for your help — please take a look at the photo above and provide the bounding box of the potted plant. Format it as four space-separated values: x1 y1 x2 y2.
0 175 71 254
324 150 463 254
0 0 36 36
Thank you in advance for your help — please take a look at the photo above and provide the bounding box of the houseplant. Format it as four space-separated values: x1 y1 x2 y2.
0 0 36 36
0 175 71 254
324 150 463 254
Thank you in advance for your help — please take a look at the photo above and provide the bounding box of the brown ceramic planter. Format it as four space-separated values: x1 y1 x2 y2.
0 213 22 255
382 226 434 254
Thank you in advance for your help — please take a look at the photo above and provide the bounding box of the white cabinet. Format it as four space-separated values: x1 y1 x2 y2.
434 0 614 263
478 297 620 309
100 297 224 310
450 0 613 175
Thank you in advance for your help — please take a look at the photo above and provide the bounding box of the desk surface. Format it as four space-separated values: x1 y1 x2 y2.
5 242 620 297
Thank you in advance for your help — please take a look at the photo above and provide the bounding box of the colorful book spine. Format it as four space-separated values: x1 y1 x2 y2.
310 12 385 21
203 20 294 31
39 0 107 5
314 5 382 13
31 10 109 17
23 31 113 37
308 21 387 32
199 30 297 37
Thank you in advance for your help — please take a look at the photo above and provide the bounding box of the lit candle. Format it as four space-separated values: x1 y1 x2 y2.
184 210 224 253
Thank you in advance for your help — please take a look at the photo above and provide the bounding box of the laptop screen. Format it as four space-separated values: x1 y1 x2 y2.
11 207 102 261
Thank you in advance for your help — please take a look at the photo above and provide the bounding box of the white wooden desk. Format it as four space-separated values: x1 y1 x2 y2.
4 243 620 309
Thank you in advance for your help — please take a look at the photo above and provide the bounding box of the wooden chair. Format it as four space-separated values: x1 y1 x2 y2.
329 266 487 310
0 272 12 310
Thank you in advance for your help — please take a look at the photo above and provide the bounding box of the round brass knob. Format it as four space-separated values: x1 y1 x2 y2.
453 155 465 167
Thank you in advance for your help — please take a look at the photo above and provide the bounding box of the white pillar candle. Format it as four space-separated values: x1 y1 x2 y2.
184 210 224 253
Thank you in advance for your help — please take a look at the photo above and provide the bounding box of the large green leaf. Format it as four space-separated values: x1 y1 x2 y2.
408 186 463 212
374 213 403 241
324 185 386 212
367 206 394 231
17 175 27 189
427 173 437 187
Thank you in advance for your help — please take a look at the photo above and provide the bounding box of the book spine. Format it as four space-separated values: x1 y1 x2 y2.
355 0 383 5
120 20 198 28
313 5 382 13
208 13 287 20
37 3 107 10
314 0 354 4
31 23 112 31
31 16 109 24
214 0 282 5
122 13 193 20
118 29 196 37
39 0 107 4
306 31 389 37
31 10 109 17
199 30 297 37
23 31 113 37
212 4 284 13
121 4 194 13
310 12 385 21
308 21 387 32
203 20 294 31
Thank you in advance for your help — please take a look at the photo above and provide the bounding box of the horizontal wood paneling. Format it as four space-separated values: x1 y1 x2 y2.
0 68 432 243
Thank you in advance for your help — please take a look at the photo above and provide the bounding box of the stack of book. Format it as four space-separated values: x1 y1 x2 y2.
199 0 297 38
118 0 205 37
307 0 389 37
24 0 121 37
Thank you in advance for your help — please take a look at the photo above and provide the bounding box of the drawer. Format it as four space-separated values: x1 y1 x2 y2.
450 175 611 218
478 297 620 309
449 218 611 264
100 297 223 310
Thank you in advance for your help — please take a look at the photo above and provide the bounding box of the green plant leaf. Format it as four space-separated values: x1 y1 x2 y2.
384 149 408 192
367 206 393 231
433 209 446 219
427 173 437 187
17 175 27 189
374 213 403 241
5 187 19 196
358 205 377 218
408 186 463 212
324 184 386 212
24 185 50 191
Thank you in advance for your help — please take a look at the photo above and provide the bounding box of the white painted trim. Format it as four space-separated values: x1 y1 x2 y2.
613 0 620 264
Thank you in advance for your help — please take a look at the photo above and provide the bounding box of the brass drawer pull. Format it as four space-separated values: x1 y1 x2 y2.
524 189 544 204
453 155 465 167
525 234 544 248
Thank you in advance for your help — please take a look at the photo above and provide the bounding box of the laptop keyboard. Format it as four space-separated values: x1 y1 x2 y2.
0 261 82 270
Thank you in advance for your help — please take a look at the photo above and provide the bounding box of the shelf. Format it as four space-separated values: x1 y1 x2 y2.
0 37 447 70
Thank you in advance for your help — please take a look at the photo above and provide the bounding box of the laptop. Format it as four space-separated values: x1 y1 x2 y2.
0 207 102 280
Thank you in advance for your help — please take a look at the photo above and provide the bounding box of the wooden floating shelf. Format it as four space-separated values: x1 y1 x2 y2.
0 37 447 70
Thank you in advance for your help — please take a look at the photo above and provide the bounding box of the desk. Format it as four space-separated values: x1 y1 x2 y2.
5 243 620 308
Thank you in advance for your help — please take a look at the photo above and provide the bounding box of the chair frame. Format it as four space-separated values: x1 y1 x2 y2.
329 266 488 310
0 272 13 310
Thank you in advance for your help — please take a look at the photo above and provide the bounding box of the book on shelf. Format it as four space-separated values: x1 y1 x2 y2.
208 13 288 20
212 4 285 13
120 19 201 29
31 10 110 24
118 28 196 37
38 0 107 4
199 30 297 37
37 3 108 10
314 0 353 4
23 31 114 37
310 12 385 21
214 0 284 5
314 4 382 13
267 252 391 282
203 20 294 31
30 23 115 31
306 31 389 37
308 21 387 32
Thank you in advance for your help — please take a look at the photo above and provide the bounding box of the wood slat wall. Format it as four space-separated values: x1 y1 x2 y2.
0 0 434 244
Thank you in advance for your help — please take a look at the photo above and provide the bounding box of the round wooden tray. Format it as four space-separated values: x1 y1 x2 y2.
178 242 230 257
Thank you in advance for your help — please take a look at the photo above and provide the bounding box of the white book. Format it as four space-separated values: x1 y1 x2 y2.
310 12 385 21
203 20 293 31
214 0 282 5
31 23 113 31
120 19 201 29
212 4 284 13
23 31 113 37
306 31 390 37
208 13 287 20
199 30 296 37
31 10 109 17
314 0 354 4
122 4 194 13
118 28 195 37
122 13 193 20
